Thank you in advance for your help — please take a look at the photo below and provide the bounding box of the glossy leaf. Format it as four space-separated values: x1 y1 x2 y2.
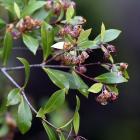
77 29 92 44
14 2 20 18
59 118 73 129
103 29 122 43
17 57 30 88
3 31 13 65
95 72 128 84
7 88 21 106
43 68 69 89
41 22 54 60
66 6 75 22
72 71 89 97
94 29 122 44
42 121 57 140
22 1 46 17
75 96 80 112
36 108 45 118
17 97 32 134
73 112 80 135
43 89 65 114
101 23 106 41
78 40 99 50
22 34 39 54
88 83 103 93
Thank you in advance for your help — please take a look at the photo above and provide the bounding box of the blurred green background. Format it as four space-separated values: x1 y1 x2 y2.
1 0 140 140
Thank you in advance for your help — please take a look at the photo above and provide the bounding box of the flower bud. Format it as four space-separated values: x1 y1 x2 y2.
120 63 128 70
107 45 117 53
76 66 87 73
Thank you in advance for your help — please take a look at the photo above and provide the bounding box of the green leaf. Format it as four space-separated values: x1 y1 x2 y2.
123 70 130 80
41 22 54 60
32 8 51 20
101 23 106 42
17 97 32 134
73 112 80 135
73 96 80 135
17 57 30 88
88 83 103 93
68 16 85 25
72 71 89 97
94 29 122 44
45 70 89 97
36 108 45 118
59 118 73 129
22 34 39 54
42 121 57 140
43 68 69 89
21 1 46 17
103 29 122 43
75 96 80 112
77 29 92 44
3 31 13 65
66 6 75 22
43 89 65 114
95 72 128 84
78 40 99 50
7 88 21 106
59 132 65 140
14 2 20 18
0 18 6 28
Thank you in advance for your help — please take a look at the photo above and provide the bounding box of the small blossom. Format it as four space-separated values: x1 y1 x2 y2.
76 66 87 74
120 63 128 71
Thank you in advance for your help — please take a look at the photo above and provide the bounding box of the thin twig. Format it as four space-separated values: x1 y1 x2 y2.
0 64 72 71
1 68 58 130
75 70 98 82
12 47 43 51
66 125 73 140
1 68 37 114
82 62 101 66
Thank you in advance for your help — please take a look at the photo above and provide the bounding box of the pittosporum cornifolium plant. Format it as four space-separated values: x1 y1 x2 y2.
0 0 129 139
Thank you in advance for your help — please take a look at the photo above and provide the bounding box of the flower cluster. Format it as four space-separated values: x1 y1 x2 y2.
56 50 89 65
46 0 76 15
59 25 83 38
101 44 117 60
96 89 118 105
7 16 42 39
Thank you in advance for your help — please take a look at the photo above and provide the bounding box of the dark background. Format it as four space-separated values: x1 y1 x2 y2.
1 0 140 140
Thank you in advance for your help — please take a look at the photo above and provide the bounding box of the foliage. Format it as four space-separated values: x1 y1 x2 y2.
0 0 129 139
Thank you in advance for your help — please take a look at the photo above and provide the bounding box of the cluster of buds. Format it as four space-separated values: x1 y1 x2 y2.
96 89 118 105
59 25 82 38
6 16 42 39
63 51 89 65
55 50 89 65
119 63 128 71
46 0 76 15
63 42 74 50
101 44 117 60
16 16 42 33
76 66 87 74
